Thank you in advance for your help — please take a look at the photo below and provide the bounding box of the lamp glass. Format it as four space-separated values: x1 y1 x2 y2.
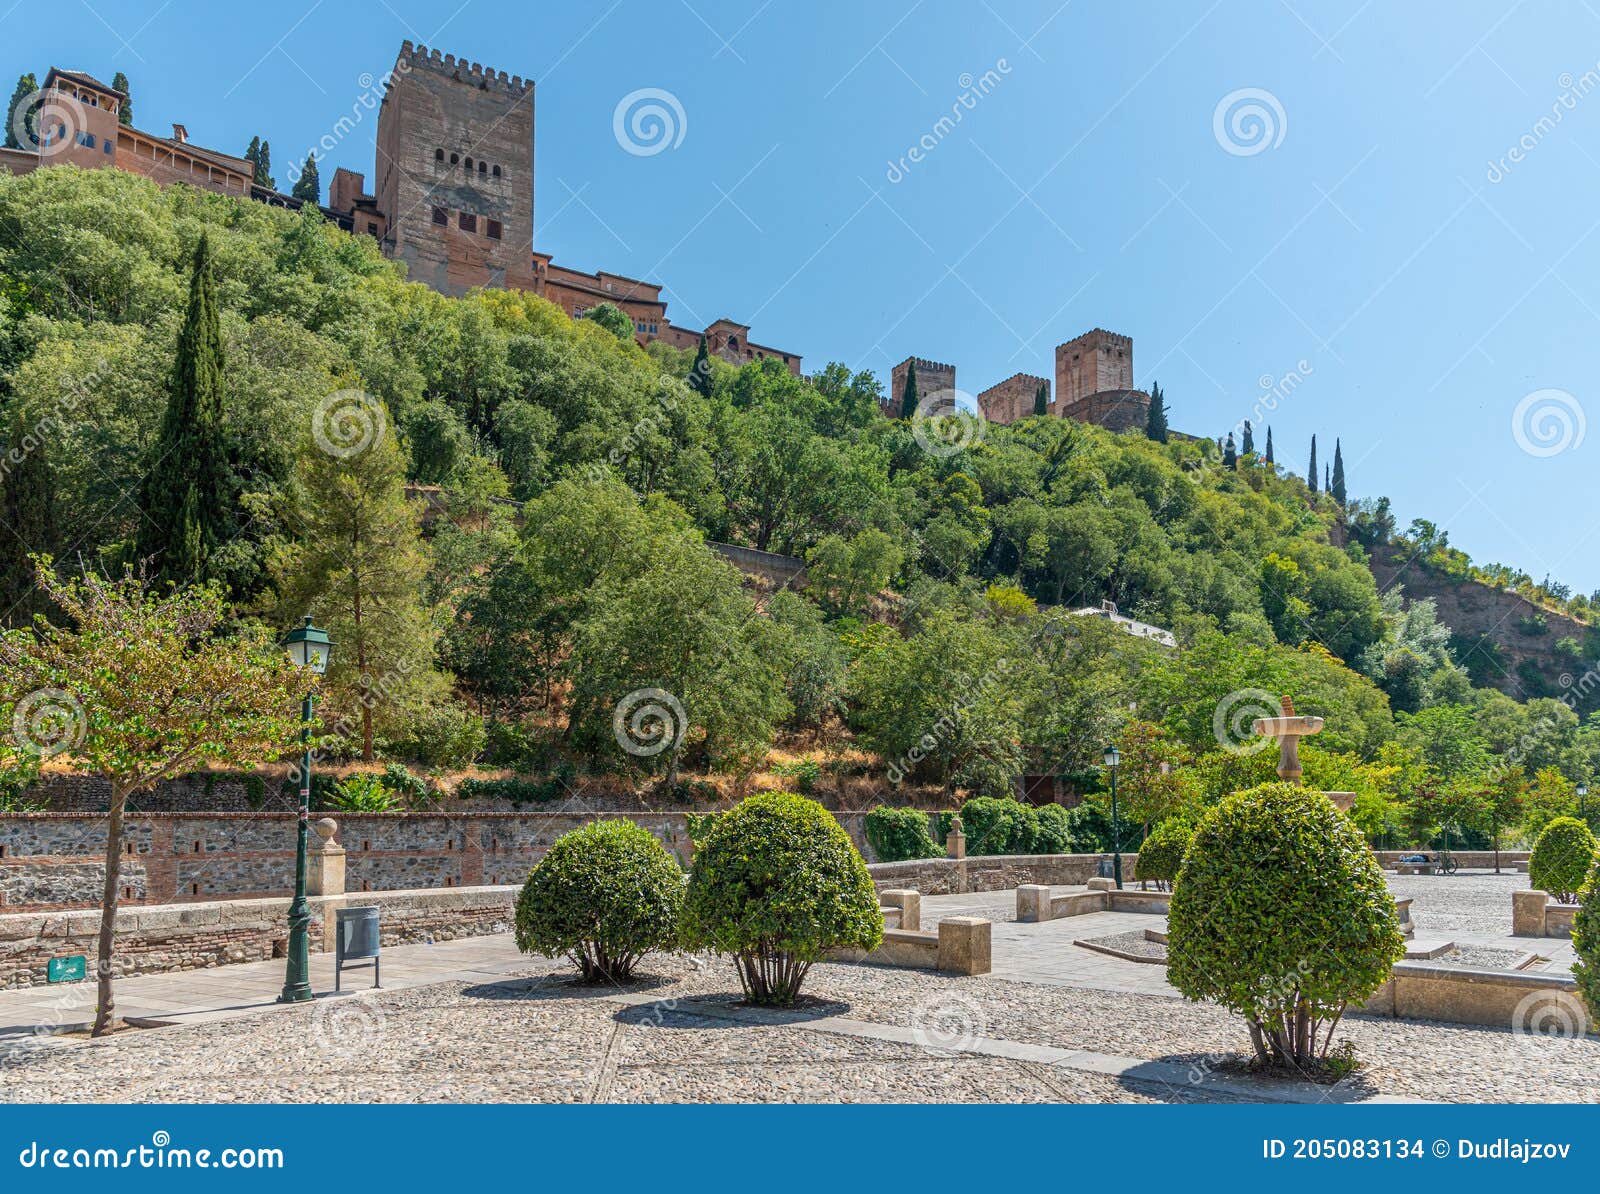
1103 745 1120 768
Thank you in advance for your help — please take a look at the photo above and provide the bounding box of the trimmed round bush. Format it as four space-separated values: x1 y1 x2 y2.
1571 861 1600 1022
1133 818 1193 891
1167 783 1404 1069
1529 816 1598 904
514 819 683 982
864 805 940 862
681 792 882 1005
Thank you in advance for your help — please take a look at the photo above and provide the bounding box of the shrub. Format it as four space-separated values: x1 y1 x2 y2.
1529 816 1598 904
513 819 683 981
958 796 1034 854
1133 818 1192 891
1032 803 1073 854
377 702 486 769
457 770 574 805
382 762 431 807
325 773 399 812
1166 783 1404 1069
772 756 822 794
1572 862 1600 1023
864 806 940 862
681 792 881 1005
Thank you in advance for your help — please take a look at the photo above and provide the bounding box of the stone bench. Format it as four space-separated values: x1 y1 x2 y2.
878 889 921 932
1016 884 1172 923
830 915 990 975
1513 889 1577 938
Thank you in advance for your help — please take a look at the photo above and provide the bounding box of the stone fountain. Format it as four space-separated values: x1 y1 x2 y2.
1251 695 1353 810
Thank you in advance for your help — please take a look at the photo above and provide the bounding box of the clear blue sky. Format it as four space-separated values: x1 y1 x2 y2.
13 1 1600 593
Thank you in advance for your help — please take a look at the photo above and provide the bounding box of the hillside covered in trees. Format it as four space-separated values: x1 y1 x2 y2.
1 165 1596 849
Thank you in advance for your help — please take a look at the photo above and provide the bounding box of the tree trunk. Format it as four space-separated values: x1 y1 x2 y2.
92 783 128 1037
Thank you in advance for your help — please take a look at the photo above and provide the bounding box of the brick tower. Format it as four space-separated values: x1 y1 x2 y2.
374 42 536 295
887 356 957 417
1054 328 1149 432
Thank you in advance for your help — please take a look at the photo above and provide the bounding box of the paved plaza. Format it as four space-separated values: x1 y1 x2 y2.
0 872 1593 1104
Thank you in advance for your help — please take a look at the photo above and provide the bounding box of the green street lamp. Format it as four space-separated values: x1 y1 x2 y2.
1103 743 1123 890
279 616 331 1004
1580 784 1589 824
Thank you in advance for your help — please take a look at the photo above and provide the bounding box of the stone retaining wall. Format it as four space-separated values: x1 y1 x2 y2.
1374 850 1529 869
1361 962 1591 1032
867 853 1136 895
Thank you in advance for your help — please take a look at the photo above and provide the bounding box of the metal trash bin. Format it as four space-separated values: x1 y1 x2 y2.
335 905 381 992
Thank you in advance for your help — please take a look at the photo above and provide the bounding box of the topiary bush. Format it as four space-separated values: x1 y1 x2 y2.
1133 818 1193 891
681 792 882 1005
513 819 684 982
1571 861 1600 1024
1032 803 1073 854
1166 783 1405 1069
864 805 940 861
1530 816 1599 904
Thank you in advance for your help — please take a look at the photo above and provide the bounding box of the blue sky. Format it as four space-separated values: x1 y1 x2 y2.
13 1 1600 592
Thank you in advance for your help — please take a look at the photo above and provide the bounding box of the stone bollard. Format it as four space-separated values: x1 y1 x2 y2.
881 889 921 932
937 917 991 975
1086 877 1116 893
946 816 966 860
1512 889 1548 937
308 818 347 898
1016 884 1052 923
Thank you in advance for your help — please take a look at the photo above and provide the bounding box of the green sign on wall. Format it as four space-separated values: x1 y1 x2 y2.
47 955 86 983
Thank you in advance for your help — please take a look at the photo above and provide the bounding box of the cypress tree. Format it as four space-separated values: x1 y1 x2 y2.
1265 426 1275 466
244 136 261 172
1331 438 1347 505
291 152 320 203
135 234 232 585
1145 380 1168 442
5 73 38 150
688 335 713 396
1307 435 1319 492
1033 381 1048 417
1223 432 1238 469
899 360 919 420
111 71 132 125
1241 420 1254 455
256 140 274 189
1324 462 1331 492
0 403 59 626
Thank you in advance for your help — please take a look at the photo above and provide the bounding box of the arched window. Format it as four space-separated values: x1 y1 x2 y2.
478 161 486 174
435 148 444 161
450 152 459 164
492 164 501 178
464 156 473 170
726 335 740 350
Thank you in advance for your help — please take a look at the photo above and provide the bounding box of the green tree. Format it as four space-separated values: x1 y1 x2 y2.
244 135 261 178
1145 380 1168 442
134 234 232 586
1331 437 1347 504
897 360 920 420
0 405 58 626
1222 432 1237 469
291 152 320 204
0 563 304 1035
585 301 634 342
805 527 902 616
251 139 274 189
1241 420 1254 454
1033 381 1048 417
4 73 37 149
1307 434 1319 492
1264 424 1275 466
688 335 713 396
111 71 132 125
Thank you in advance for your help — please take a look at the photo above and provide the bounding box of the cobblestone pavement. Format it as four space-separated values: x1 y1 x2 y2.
2 942 1594 1104
1385 869 1527 936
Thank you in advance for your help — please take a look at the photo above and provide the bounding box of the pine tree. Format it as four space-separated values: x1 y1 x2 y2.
1307 435 1319 492
898 360 919 420
1145 381 1168 442
688 336 713 397
1265 426 1275 466
291 152 320 203
111 71 132 125
1331 438 1347 505
5 73 37 150
256 140 274 189
1223 432 1238 469
135 234 233 585
1324 463 1331 492
1241 420 1254 455
0 404 59 626
1033 381 1048 417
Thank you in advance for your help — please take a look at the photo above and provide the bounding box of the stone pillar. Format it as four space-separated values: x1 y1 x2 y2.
1016 884 1052 923
937 917 991 975
1512 889 1548 938
881 889 921 932
946 816 966 859
307 818 346 898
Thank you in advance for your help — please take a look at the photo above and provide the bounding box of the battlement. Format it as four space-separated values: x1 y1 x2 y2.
396 40 531 96
899 356 956 374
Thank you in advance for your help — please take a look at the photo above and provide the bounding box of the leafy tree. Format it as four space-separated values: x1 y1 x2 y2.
1331 437 1347 504
291 152 320 204
134 234 232 586
585 301 634 342
0 563 303 1035
1133 817 1192 890
4 73 37 149
1033 381 1048 417
805 527 901 616
1307 434 1318 492
688 335 713 397
1529 816 1597 903
111 71 132 125
898 359 918 420
1145 380 1168 442
1101 720 1196 834
0 404 58 626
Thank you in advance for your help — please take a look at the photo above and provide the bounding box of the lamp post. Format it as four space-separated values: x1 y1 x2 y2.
1103 743 1123 890
279 616 331 1004
1580 784 1590 826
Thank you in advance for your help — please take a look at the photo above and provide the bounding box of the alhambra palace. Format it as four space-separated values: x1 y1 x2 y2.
0 42 1149 431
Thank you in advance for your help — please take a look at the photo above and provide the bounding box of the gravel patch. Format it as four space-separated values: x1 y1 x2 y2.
1078 931 1166 961
1386 871 1528 936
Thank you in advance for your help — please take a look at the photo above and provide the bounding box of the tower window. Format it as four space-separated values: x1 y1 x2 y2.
464 156 473 170
478 161 486 174
450 152 459 164
492 164 501 178
435 148 444 161
486 218 502 240
431 205 448 225
459 212 477 232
